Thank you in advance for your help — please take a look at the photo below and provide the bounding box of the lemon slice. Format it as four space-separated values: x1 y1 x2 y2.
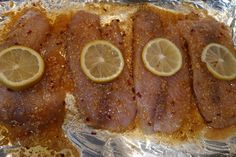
142 38 182 76
80 40 124 82
201 43 236 80
0 46 45 90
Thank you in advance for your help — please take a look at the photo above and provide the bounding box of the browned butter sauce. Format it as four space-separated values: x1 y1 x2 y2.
0 3 235 156
204 126 236 140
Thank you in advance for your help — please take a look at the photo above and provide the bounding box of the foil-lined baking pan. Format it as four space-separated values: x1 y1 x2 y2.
1 0 236 156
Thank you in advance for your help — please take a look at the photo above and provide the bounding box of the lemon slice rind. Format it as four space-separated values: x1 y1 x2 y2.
0 46 45 90
142 38 182 77
80 40 124 83
201 43 236 80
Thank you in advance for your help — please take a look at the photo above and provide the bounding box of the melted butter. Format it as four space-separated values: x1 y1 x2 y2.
204 125 236 140
3 119 80 156
0 125 10 146
8 146 75 157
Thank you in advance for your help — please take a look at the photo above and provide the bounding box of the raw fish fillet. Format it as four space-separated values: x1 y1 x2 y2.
0 10 70 132
66 11 137 132
133 9 193 133
177 17 236 128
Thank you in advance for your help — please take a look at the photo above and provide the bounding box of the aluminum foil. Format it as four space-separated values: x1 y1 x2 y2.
1 0 236 157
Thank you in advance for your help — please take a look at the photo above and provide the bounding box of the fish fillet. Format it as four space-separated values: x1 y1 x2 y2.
66 11 136 131
133 9 193 134
177 17 236 128
0 9 69 132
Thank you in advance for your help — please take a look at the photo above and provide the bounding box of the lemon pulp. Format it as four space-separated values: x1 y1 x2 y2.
142 38 182 77
201 43 236 80
0 46 45 90
80 40 124 83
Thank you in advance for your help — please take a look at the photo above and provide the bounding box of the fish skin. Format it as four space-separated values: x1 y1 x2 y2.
177 17 236 128
0 9 69 132
66 11 136 131
133 10 192 134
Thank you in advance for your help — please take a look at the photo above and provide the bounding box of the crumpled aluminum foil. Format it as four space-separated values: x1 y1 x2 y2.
1 0 236 157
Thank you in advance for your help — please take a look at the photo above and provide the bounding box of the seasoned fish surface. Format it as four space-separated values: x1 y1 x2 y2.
133 9 193 133
0 10 69 132
66 11 136 131
178 18 236 128
0 10 50 51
